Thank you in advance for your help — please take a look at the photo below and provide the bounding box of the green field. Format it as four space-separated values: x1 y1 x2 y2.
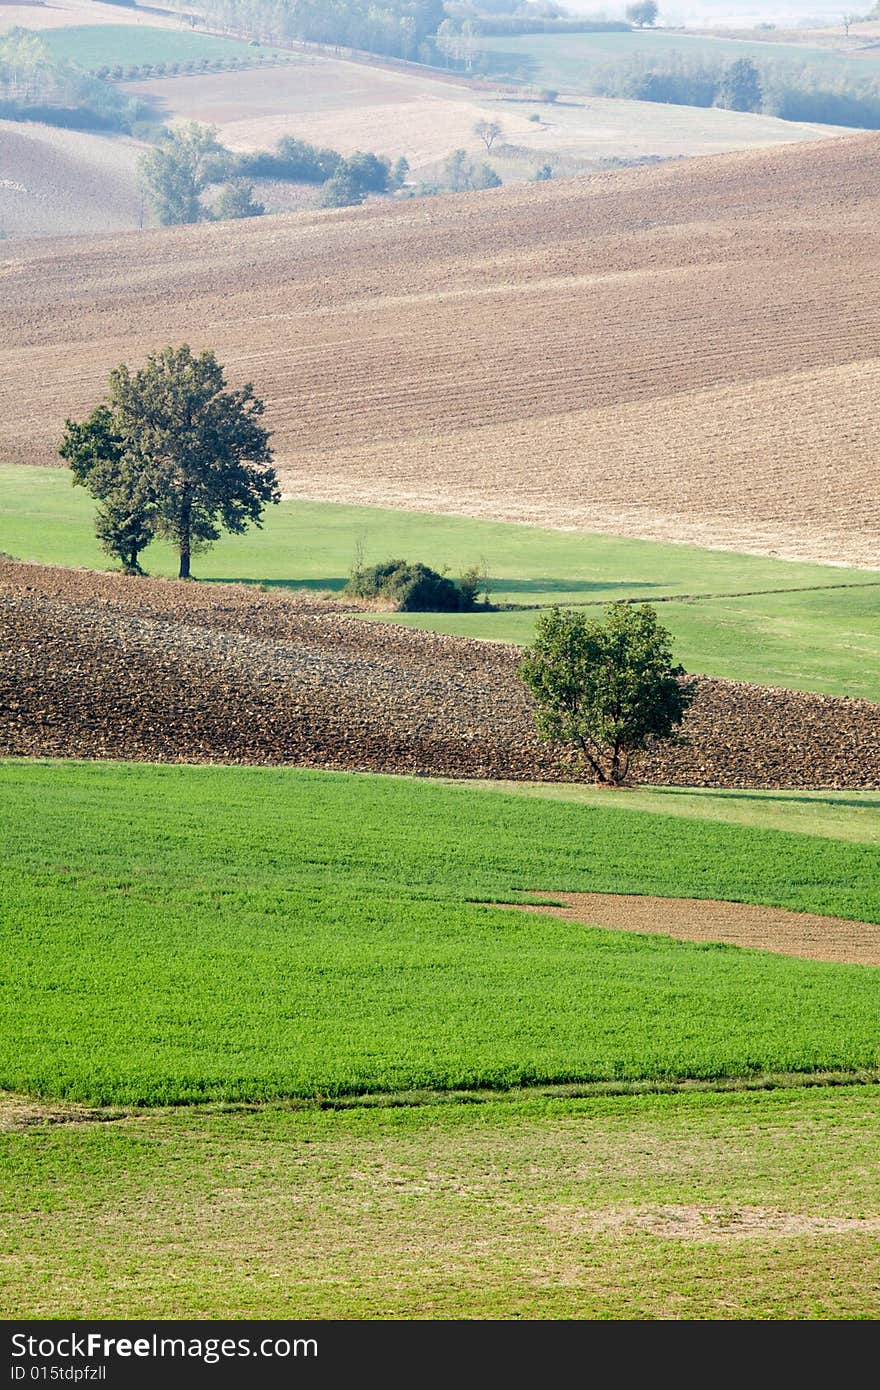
476 30 880 90
3 465 879 701
2 760 878 1106
3 1085 879 1318
38 24 286 71
450 782 880 846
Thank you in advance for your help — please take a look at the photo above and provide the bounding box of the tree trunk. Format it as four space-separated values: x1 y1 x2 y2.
178 490 192 580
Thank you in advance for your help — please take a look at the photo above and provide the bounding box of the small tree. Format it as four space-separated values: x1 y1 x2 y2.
519 603 696 785
715 57 762 113
212 179 265 220
473 118 503 153
626 0 659 26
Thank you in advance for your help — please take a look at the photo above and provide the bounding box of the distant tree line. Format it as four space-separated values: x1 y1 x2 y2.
587 52 880 129
0 27 145 130
138 123 411 224
465 16 630 35
180 0 447 62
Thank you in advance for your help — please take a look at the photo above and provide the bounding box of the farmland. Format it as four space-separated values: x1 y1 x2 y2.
2 17 880 1324
3 558 880 786
475 28 880 91
38 24 286 69
3 1085 879 1319
124 57 845 177
3 468 880 703
1 758 879 1107
2 133 879 567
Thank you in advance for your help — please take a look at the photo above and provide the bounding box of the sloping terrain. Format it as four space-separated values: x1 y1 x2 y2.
1 132 879 565
126 60 844 175
0 119 144 238
2 561 879 787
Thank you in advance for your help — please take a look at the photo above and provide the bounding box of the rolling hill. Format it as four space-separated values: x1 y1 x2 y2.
2 130 879 566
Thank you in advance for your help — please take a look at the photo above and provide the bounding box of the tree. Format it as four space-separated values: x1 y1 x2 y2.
473 118 503 153
442 148 502 192
212 179 265 220
626 1 659 26
138 123 228 226
715 57 762 113
519 603 696 785
59 406 155 574
63 346 279 580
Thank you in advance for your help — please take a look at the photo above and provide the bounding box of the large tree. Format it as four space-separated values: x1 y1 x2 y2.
61 346 279 580
519 603 696 785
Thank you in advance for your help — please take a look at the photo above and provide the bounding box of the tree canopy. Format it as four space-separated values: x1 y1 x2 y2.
60 346 279 579
519 603 696 785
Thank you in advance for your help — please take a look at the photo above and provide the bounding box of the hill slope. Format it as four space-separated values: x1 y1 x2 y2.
2 132 879 565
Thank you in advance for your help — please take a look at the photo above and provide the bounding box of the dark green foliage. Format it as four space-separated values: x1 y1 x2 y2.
59 407 154 574
533 162 553 180
107 346 278 580
519 603 696 785
345 558 476 610
60 347 278 581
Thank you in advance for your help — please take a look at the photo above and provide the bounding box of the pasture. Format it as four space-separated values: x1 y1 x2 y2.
3 466 879 702
1 760 878 1106
2 1086 879 1318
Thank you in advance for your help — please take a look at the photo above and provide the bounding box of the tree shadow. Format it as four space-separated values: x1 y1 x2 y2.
498 578 660 596
655 788 880 810
202 576 348 592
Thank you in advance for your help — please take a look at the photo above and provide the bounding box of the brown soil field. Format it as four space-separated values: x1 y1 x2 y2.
0 119 145 238
3 560 879 787
127 60 844 174
512 893 880 967
2 132 879 566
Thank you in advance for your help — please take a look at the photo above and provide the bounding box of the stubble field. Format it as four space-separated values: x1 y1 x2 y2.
2 132 879 565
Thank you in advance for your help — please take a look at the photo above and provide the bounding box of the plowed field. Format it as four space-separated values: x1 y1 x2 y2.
2 132 879 565
3 561 879 787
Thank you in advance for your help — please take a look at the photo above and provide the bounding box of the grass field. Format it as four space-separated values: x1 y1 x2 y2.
4 465 879 702
1 760 878 1106
450 782 880 846
476 30 880 89
39 24 286 70
2 1085 879 1318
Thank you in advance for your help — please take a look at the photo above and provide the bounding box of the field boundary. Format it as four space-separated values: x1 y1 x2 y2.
3 1070 879 1126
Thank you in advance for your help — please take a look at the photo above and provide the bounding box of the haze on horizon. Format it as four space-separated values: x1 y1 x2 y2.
563 0 847 28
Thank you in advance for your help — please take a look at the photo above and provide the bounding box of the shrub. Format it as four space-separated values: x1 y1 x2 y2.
345 559 476 611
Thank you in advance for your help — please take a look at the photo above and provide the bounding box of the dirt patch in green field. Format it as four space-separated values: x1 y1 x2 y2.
513 893 880 966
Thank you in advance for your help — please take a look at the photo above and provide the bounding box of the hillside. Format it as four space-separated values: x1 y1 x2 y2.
3 560 879 787
2 132 879 565
0 119 145 238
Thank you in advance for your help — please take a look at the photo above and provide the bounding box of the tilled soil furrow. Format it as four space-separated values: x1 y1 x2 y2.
2 561 879 788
